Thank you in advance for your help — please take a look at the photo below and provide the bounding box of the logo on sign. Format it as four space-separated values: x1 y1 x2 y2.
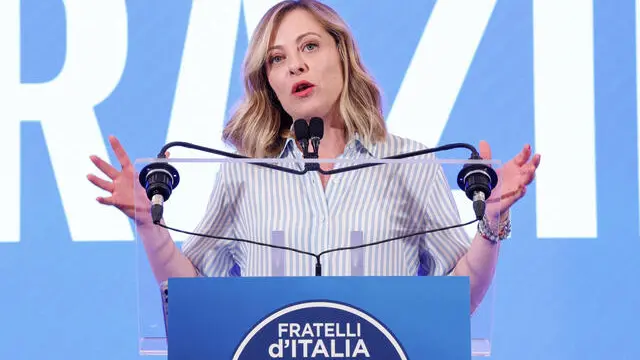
232 300 407 359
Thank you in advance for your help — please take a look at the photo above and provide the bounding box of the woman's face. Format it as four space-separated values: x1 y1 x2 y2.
265 9 344 122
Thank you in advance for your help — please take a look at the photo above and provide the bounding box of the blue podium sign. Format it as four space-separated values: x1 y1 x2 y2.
168 276 471 359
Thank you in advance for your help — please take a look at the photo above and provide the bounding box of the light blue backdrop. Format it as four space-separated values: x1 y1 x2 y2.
2 0 639 359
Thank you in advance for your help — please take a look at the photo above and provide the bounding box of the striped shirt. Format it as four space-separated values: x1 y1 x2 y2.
180 133 471 278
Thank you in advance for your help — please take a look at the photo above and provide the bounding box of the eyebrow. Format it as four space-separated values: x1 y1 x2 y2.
268 31 322 52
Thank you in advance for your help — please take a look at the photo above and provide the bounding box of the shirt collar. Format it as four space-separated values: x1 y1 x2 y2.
348 132 378 158
277 136 297 158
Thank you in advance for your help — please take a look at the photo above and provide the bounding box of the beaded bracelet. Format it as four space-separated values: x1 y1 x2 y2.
478 213 511 242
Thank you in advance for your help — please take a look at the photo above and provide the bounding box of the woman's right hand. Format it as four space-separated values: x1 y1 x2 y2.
87 135 160 226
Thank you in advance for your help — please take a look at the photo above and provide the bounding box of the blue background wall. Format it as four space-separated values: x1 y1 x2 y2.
1 0 639 359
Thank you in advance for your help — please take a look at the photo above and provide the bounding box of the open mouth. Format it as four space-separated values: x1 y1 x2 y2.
292 81 315 95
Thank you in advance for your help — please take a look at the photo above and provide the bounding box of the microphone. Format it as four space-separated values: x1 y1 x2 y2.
456 152 498 221
293 119 310 157
294 117 323 171
308 117 324 154
306 117 323 171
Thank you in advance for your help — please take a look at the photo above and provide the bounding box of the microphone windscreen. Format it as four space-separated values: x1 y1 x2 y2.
309 117 324 139
293 119 309 140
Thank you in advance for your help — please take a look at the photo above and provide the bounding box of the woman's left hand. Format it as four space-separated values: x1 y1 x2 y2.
480 140 541 220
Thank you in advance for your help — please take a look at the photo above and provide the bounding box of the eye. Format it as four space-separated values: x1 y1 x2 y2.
269 54 284 64
303 43 318 52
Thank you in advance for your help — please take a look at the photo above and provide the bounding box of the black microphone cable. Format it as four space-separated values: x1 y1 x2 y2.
154 216 479 277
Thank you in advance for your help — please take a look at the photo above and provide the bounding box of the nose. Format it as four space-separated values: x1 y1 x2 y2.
288 54 307 75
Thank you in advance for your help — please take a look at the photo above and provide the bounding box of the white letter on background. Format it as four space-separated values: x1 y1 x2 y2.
0 0 131 242
533 0 597 238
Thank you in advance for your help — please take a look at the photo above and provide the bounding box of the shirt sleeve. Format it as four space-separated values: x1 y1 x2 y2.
419 163 472 276
180 165 238 277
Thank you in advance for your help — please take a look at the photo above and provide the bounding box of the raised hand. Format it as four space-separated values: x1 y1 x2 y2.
480 140 541 220
87 135 158 226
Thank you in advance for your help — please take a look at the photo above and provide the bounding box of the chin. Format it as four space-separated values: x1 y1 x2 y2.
290 104 332 121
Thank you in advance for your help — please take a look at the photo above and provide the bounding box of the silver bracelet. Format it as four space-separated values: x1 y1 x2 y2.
478 213 511 242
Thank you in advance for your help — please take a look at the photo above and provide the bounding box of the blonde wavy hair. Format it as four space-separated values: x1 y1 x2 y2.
222 0 387 158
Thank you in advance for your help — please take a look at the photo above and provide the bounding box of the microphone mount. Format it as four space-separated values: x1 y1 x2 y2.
456 152 499 221
138 155 180 224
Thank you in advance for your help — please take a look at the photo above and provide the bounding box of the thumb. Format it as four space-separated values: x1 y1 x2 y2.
164 151 171 158
479 140 492 160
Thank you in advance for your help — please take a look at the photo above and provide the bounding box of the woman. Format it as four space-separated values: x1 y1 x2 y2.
87 0 540 312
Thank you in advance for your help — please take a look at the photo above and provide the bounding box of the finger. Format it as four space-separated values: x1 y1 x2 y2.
479 140 492 160
165 151 170 158
523 171 536 185
90 155 119 179
96 195 117 206
520 163 537 185
87 174 114 192
109 135 133 170
514 144 531 166
531 153 541 168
